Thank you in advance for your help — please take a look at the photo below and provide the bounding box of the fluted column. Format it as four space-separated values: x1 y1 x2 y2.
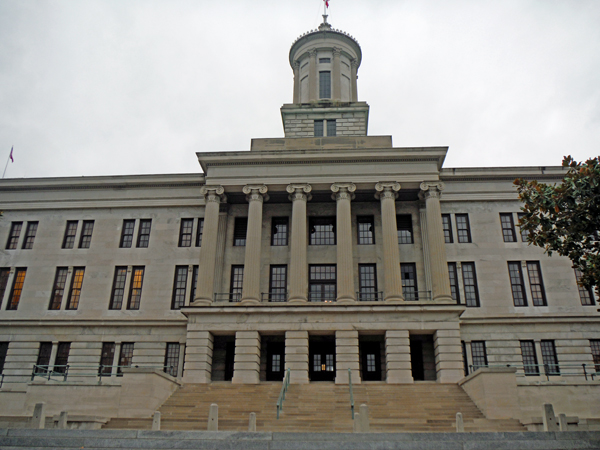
332 183 356 303
375 182 404 303
332 47 342 101
420 182 453 303
350 59 359 102
309 49 318 101
292 61 300 104
287 184 312 303
192 186 226 306
241 185 268 304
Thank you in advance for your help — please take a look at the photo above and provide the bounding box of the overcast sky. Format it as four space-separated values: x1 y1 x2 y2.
1 0 599 179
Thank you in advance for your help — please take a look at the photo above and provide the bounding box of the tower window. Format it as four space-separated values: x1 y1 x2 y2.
319 71 331 99
319 58 331 63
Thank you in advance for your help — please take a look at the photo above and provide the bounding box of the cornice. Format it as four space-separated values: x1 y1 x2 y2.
460 315 600 325
0 319 188 327
0 181 204 193
205 157 442 168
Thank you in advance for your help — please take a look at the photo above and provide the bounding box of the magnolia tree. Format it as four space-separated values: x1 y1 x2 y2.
515 156 600 296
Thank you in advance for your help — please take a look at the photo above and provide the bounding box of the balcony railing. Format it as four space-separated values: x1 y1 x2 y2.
261 291 288 302
356 291 384 302
402 290 432 301
214 292 242 303
468 363 599 381
30 364 176 382
308 293 336 303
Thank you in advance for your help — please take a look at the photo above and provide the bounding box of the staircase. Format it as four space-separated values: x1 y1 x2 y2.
104 382 526 432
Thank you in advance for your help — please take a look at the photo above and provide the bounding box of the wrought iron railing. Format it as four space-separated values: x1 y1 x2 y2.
261 291 288 302
30 364 175 382
276 368 291 419
402 290 432 301
468 363 599 381
356 291 384 302
348 368 355 419
214 292 242 302
308 293 336 303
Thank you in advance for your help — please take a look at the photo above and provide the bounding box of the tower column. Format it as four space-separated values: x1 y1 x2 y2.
292 61 300 104
192 186 226 306
332 183 356 303
420 182 453 303
308 49 318 101
241 185 268 304
375 182 404 303
332 47 342 100
287 184 312 303
350 59 359 102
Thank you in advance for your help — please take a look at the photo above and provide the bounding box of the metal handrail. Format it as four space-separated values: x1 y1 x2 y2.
468 363 599 381
276 368 291 419
348 368 355 419
307 293 336 303
31 364 175 381
214 292 242 302
261 291 288 302
356 291 384 302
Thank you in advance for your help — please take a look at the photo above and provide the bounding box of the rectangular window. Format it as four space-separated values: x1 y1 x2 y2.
35 342 52 374
66 267 85 310
527 262 547 306
117 343 134 376
358 264 378 301
520 340 539 375
357 216 375 245
319 57 331 63
233 217 248 246
171 266 188 310
230 265 244 302
196 218 204 247
0 269 11 306
0 342 8 374
62 221 78 249
401 263 418 301
575 269 595 306
271 217 289 246
127 267 145 310
508 262 527 307
190 265 199 303
309 217 336 245
22 221 38 249
109 267 127 310
590 340 600 372
120 219 135 248
471 341 488 371
462 262 480 307
517 213 529 242
448 262 460 303
136 219 152 248
541 340 559 375
164 343 180 377
309 265 336 302
314 120 324 137
327 119 336 137
442 214 453 243
54 342 70 374
500 213 517 242
319 71 331 98
7 268 26 310
397 215 413 244
178 219 194 247
99 342 115 376
269 265 287 302
78 220 94 248
49 267 68 310
6 222 23 250
456 214 472 243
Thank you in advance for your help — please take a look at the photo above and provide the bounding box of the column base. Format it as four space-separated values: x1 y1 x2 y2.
384 296 404 304
336 297 356 304
240 298 260 305
433 295 455 304
190 298 213 306
288 297 308 304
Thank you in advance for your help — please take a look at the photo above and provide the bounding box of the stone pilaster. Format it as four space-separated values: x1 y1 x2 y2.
332 47 342 100
434 329 464 382
232 331 261 384
350 59 359 102
375 182 404 303
241 185 268 305
385 330 413 383
309 49 318 102
182 330 213 383
287 184 312 303
335 330 361 384
285 330 309 384
420 182 453 303
192 186 226 306
293 61 301 104
332 183 356 303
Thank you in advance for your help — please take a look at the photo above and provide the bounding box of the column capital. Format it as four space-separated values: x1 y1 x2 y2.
200 185 227 203
351 58 359 69
375 182 401 200
293 60 301 71
331 182 356 201
242 184 269 203
309 48 318 58
420 181 445 200
287 183 312 202
332 47 342 57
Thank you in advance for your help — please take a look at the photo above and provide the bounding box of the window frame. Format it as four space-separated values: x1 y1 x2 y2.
527 261 547 306
455 214 472 243
196 218 204 247
401 263 418 301
461 262 480 307
54 342 71 374
541 340 559 375
78 220 94 249
319 71 331 99
508 262 528 307
357 216 375 245
520 340 539 376
190 265 199 303
117 342 134 376
22 221 38 250
326 119 336 137
99 342 115 376
471 341 488 371
500 213 517 243
6 222 23 250
0 269 10 307
178 219 194 247
271 217 289 246
517 213 529 242
6 268 26 310
164 343 180 377
171 265 188 310
35 342 52 374
314 119 324 137
309 217 336 245
308 264 337 302
269 265 287 302
396 214 414 244
358 264 378 301
120 220 135 248
109 266 128 310
229 265 244 301
49 267 69 310
127 266 145 310
62 221 78 249
136 219 152 248
442 214 453 243
448 262 460 304
233 217 248 247
575 268 595 306
66 267 85 310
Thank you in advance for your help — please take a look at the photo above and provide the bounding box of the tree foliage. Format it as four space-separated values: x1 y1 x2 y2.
515 156 600 296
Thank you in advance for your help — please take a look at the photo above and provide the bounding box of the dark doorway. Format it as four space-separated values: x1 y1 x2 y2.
262 335 286 382
309 335 336 381
359 336 384 381
409 334 436 381
211 335 235 381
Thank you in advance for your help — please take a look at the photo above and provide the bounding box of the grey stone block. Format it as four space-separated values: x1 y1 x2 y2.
7 428 138 438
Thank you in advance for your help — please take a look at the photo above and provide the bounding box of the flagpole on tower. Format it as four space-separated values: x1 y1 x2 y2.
2 146 14 179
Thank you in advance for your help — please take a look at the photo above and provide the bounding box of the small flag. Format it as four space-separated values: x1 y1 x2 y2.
9 146 13 162
324 0 329 8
